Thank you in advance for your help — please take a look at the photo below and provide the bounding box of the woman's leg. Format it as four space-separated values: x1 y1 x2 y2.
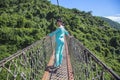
54 41 64 67
59 43 64 65
54 43 61 67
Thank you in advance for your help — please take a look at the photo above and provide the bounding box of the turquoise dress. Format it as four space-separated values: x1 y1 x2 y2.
49 25 69 67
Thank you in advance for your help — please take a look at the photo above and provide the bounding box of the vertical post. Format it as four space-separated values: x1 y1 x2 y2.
57 0 59 6
57 0 60 15
100 69 104 80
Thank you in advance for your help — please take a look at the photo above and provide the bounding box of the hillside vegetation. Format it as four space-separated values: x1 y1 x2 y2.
100 17 120 29
0 0 120 76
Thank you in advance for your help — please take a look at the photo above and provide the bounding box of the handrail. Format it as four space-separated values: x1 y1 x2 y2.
66 36 120 80
86 47 120 80
0 37 54 80
0 36 119 80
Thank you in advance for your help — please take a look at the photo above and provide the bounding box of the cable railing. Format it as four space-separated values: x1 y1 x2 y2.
0 36 120 80
0 37 55 80
67 37 120 80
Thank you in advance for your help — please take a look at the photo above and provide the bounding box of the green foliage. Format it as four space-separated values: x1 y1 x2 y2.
100 17 120 29
109 36 120 48
0 0 120 77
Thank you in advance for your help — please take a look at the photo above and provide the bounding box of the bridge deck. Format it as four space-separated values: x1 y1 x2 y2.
48 48 68 80
42 39 74 80
1 37 119 80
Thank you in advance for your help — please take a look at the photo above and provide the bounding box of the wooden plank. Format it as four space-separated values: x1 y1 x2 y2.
42 51 55 80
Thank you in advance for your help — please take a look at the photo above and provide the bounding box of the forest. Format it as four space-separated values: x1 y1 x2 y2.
0 0 120 76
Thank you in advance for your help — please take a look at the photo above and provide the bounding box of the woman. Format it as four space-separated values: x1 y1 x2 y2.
48 19 69 68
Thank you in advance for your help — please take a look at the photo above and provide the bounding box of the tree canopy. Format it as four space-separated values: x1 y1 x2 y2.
0 0 120 76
